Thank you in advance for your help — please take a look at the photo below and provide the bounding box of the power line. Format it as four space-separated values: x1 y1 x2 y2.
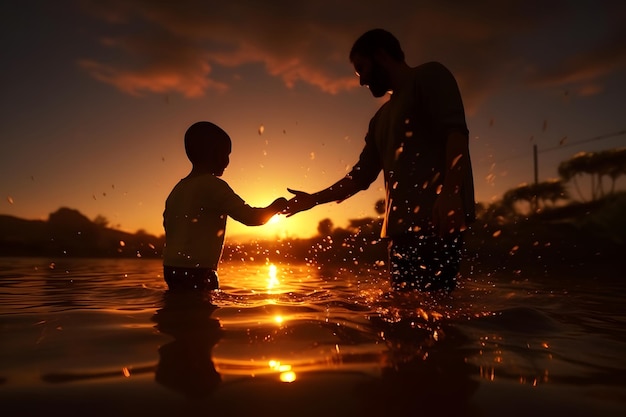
496 129 626 163
539 129 626 153
533 129 626 185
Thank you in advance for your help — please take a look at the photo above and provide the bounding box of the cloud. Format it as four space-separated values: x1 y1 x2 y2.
525 24 626 95
77 0 626 110
78 32 228 97
78 0 362 96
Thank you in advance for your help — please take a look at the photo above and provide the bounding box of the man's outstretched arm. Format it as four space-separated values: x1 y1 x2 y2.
284 176 363 217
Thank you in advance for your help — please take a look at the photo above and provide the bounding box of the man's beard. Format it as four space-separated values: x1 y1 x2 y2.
368 62 390 98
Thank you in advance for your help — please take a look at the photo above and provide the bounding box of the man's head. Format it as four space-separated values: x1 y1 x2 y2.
349 29 405 98
184 121 231 176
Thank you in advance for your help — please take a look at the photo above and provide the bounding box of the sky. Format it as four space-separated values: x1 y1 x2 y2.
1 0 625 241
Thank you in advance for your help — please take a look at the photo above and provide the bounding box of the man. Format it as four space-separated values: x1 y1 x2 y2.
285 29 475 293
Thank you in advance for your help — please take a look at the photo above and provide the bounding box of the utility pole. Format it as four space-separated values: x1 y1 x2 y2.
533 144 538 185
532 144 538 212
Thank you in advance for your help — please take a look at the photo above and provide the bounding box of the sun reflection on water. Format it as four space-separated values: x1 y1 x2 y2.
269 360 296 382
267 263 279 290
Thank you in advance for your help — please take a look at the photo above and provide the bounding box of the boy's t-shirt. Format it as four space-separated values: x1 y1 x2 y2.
163 174 249 270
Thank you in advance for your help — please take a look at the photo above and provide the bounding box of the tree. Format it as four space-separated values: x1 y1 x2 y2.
503 180 568 215
558 148 626 201
93 215 109 228
374 199 386 215
601 148 626 194
317 218 334 237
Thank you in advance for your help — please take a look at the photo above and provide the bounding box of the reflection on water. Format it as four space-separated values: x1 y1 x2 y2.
363 323 480 416
0 257 625 416
152 290 222 398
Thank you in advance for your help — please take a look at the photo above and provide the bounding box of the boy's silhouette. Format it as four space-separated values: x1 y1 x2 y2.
163 121 287 290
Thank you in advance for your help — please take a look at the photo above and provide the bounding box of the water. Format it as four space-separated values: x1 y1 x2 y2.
1 256 625 416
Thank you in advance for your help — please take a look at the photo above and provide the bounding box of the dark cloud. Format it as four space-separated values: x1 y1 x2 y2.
77 0 625 111
77 30 227 97
525 24 626 95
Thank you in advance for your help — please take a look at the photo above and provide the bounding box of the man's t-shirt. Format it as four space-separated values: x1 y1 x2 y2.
348 61 475 238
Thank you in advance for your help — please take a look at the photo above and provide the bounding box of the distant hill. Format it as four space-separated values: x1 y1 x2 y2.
0 207 164 258
1 195 623 271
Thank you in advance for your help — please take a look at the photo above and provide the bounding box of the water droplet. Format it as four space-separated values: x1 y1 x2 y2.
395 145 404 160
451 153 463 168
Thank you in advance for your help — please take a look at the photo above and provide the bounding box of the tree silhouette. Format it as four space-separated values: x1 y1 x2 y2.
503 180 568 215
93 215 110 228
374 199 386 215
601 148 626 194
317 218 334 237
558 148 626 201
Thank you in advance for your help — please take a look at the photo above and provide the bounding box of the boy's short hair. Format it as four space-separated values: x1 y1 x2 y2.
184 121 231 164
349 28 405 62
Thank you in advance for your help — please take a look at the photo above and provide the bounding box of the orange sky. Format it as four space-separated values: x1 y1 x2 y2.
1 1 625 240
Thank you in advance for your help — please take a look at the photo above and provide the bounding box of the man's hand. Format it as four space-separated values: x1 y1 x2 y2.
284 188 317 217
432 192 466 237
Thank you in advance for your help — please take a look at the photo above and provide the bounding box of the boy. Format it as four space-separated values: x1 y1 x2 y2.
163 121 287 291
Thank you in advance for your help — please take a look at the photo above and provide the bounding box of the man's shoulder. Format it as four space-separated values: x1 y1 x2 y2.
414 61 450 75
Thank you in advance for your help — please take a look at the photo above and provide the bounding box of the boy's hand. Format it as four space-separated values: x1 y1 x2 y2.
272 197 289 213
284 188 316 217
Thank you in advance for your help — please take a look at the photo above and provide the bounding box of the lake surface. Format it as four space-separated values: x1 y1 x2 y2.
1 256 625 416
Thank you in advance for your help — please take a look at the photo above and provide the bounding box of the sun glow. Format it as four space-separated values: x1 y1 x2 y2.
268 214 281 224
268 263 279 289
280 371 297 383
269 360 296 383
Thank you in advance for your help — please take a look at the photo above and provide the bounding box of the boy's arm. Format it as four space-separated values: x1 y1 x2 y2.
229 197 288 226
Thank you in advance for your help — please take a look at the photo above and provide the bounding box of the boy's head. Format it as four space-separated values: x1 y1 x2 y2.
184 121 231 176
